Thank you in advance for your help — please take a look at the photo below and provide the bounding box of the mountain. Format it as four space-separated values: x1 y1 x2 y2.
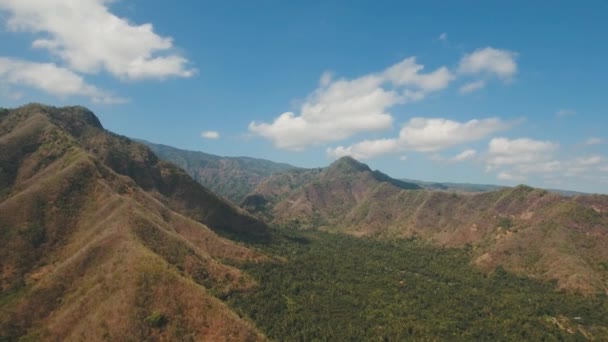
243 156 608 294
142 141 296 204
2 104 607 340
0 104 269 340
403 178 587 196
401 178 506 193
241 157 422 222
144 138 583 204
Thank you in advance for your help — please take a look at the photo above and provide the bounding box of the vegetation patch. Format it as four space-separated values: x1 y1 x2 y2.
229 229 608 341
497 216 514 230
145 311 168 328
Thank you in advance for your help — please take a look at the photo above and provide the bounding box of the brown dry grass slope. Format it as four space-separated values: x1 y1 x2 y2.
0 104 267 341
244 156 608 294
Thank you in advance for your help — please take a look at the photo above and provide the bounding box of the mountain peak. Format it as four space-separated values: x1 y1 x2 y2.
13 103 103 130
328 156 371 173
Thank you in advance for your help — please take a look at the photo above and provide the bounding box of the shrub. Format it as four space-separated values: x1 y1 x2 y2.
145 311 168 328
498 217 513 230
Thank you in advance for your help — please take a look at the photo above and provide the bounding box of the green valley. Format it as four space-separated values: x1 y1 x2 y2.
230 229 608 341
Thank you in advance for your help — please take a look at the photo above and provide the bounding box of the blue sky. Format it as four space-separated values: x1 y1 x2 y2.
1 1 607 193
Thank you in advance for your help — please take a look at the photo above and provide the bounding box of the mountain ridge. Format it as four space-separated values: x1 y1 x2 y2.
142 140 297 204
242 156 608 294
0 104 269 340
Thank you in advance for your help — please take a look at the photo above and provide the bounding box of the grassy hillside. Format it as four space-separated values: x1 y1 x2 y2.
243 157 608 294
142 141 296 204
0 104 268 341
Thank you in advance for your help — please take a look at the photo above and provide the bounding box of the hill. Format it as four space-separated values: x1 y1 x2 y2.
0 104 269 341
243 156 608 294
142 141 296 204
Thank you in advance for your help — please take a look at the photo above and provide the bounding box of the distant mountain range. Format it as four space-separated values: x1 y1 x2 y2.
142 141 588 206
0 104 268 340
142 141 296 204
400 178 506 193
139 140 608 293
403 178 586 196
241 156 608 294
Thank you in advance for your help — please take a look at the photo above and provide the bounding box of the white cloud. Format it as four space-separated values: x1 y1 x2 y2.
399 117 509 152
250 75 396 150
459 47 517 80
0 0 195 80
585 137 603 145
327 138 399 160
383 57 454 91
459 80 485 94
327 117 509 159
487 139 607 184
399 155 408 161
562 156 604 176
250 57 454 150
556 109 576 117
486 137 558 167
483 137 591 182
0 57 125 103
251 47 519 153
201 130 220 139
451 149 477 162
438 32 447 41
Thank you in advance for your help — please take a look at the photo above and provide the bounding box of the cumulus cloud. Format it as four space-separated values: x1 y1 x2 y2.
200 130 220 139
459 80 485 94
398 117 509 152
0 0 195 80
486 137 558 167
327 138 399 160
482 137 607 182
327 117 509 159
458 47 518 80
451 149 477 162
0 57 125 103
250 57 454 150
383 57 454 91
251 46 519 153
487 139 607 183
